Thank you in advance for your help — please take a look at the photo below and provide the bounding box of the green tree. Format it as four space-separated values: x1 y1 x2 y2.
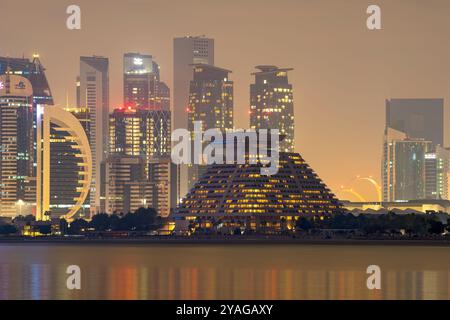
0 224 18 235
13 214 35 224
427 219 444 235
90 213 111 231
68 218 89 235
37 224 52 235
59 218 68 235
109 214 121 231
134 207 160 231
296 217 312 231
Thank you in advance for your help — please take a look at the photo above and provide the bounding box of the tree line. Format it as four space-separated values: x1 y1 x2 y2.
0 207 162 235
295 212 449 236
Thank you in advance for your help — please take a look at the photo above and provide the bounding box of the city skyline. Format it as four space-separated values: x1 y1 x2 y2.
1 1 450 306
2 0 450 200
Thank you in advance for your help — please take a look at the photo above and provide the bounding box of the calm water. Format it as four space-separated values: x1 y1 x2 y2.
0 243 449 300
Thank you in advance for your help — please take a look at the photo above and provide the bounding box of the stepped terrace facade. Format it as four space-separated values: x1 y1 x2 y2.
173 152 343 234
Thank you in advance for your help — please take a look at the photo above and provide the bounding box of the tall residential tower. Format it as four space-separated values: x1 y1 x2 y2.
79 56 109 215
173 36 214 202
187 64 234 190
123 53 170 110
382 99 446 202
250 66 295 153
0 74 33 217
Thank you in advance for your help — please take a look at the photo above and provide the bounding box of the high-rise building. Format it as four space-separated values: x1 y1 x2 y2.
148 158 171 217
110 107 143 156
110 106 171 159
49 123 84 218
250 66 295 153
0 74 34 217
0 55 54 107
187 64 234 190
35 106 92 221
124 53 153 109
47 107 91 219
68 107 90 133
114 53 172 215
188 64 233 131
105 155 151 214
382 99 445 202
174 151 343 234
79 56 109 215
0 55 54 212
173 36 214 202
425 146 450 200
159 81 170 111
123 53 170 111
109 106 171 216
382 128 432 202
386 98 444 147
173 36 214 130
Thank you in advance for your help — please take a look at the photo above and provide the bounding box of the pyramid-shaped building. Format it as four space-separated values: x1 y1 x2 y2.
174 152 343 234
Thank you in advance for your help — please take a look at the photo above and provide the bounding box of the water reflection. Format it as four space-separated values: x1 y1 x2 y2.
0 244 449 299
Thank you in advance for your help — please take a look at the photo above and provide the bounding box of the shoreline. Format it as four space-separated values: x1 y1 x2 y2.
0 237 449 246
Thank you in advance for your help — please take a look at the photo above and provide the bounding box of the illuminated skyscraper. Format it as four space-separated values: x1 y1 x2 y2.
48 107 91 219
0 55 54 107
110 107 171 163
424 146 450 200
35 106 92 222
250 66 295 152
148 158 171 217
109 106 171 216
119 53 172 214
0 74 34 217
382 99 445 202
105 155 151 214
173 36 214 202
382 128 432 202
110 107 143 156
187 64 234 190
79 56 109 215
124 53 153 109
173 36 214 130
123 53 170 111
0 55 54 211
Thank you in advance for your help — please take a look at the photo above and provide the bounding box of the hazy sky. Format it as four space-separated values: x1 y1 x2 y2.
1 0 449 200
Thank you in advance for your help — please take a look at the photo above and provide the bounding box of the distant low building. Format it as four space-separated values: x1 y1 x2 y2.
342 199 450 214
